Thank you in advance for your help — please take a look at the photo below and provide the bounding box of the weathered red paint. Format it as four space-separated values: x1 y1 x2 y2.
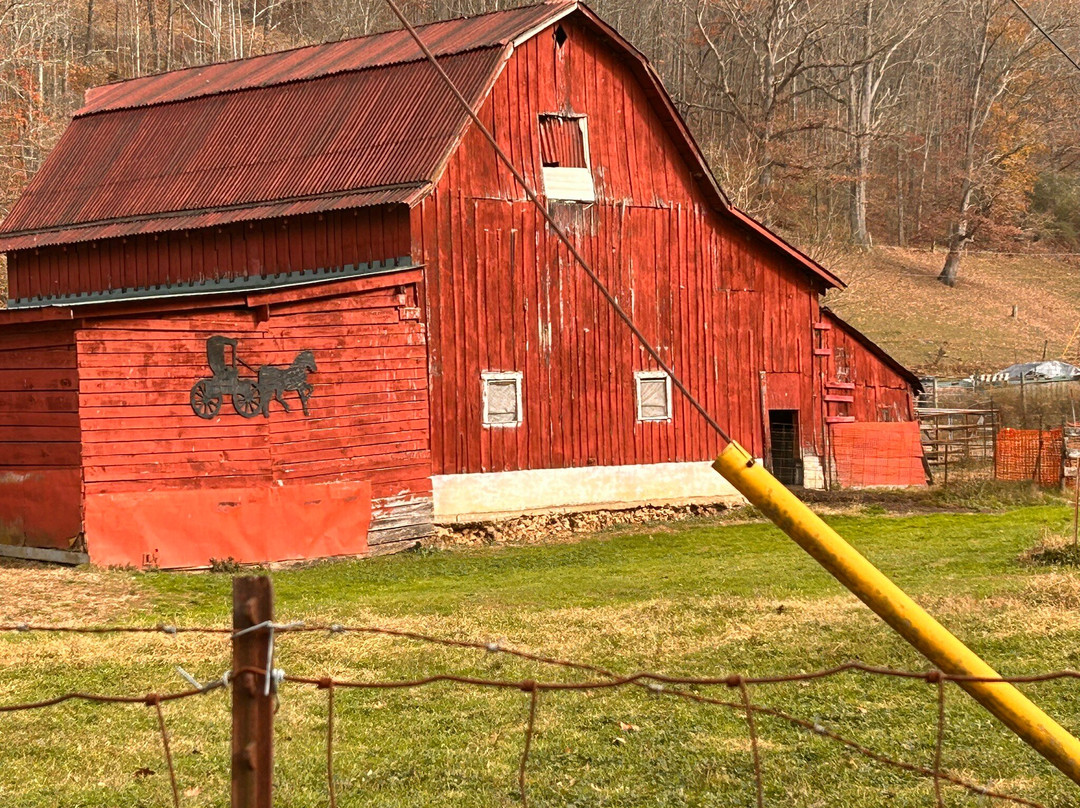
0 1 927 568
820 308 920 423
6 206 412 304
0 187 422 252
84 480 372 568
0 324 82 549
0 469 82 549
0 273 429 566
413 17 830 475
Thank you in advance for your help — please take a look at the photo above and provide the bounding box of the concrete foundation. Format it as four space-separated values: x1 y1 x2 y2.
802 455 826 490
433 461 750 523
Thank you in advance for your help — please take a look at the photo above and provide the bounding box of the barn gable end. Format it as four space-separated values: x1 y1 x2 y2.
415 15 860 520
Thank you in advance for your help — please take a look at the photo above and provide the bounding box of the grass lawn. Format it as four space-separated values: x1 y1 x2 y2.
2 503 1080 807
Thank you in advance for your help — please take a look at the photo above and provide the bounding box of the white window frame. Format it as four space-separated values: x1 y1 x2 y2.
539 114 596 203
481 371 523 428
635 370 673 422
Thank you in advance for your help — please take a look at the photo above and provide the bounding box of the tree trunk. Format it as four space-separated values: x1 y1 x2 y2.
147 0 159 71
849 1 874 247
85 0 95 56
938 240 964 286
850 133 870 246
896 143 905 246
849 90 872 246
165 0 173 69
939 199 971 286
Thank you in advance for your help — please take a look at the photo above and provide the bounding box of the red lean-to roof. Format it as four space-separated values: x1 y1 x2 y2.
0 0 844 290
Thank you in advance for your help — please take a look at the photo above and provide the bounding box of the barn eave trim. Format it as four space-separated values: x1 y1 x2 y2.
6 256 416 310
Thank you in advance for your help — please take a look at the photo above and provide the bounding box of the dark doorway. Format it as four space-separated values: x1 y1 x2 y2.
769 410 802 485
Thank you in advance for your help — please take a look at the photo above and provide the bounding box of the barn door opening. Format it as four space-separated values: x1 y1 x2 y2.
768 410 803 485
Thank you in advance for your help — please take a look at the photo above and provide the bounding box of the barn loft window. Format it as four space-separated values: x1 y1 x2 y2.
482 371 523 427
635 371 672 422
539 114 595 203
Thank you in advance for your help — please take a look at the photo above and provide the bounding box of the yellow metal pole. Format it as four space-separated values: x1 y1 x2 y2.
713 440 1080 785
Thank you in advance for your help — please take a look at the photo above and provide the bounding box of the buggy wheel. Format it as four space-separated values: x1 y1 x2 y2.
233 381 262 418
190 379 222 419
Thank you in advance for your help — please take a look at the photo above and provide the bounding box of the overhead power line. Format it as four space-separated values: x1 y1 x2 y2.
1007 0 1080 74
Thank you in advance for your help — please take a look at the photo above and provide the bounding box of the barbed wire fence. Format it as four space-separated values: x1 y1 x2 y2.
0 576 1074 808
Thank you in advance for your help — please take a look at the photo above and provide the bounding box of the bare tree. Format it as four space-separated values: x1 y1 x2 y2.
686 0 837 220
937 0 1047 286
839 0 932 246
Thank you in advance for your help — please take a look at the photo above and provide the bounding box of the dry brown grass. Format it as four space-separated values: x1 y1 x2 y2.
825 247 1080 375
0 560 145 625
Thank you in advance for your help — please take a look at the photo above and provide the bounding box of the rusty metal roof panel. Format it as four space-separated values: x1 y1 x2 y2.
0 3 582 245
0 185 426 251
79 1 573 116
0 48 504 238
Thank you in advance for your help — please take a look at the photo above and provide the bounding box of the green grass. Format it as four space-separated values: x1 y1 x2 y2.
3 505 1080 806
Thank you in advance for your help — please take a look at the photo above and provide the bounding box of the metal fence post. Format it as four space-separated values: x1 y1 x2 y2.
232 576 275 808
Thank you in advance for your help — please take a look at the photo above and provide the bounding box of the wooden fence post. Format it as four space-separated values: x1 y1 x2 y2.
232 576 275 808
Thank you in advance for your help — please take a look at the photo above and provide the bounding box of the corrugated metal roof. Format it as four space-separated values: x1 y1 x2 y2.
0 48 504 240
0 0 841 294
81 1 573 115
0 3 576 247
0 185 425 251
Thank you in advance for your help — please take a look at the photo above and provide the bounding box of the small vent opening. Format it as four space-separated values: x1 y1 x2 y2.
554 25 568 48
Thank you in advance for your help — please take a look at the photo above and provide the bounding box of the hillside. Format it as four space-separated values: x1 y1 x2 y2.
824 248 1080 377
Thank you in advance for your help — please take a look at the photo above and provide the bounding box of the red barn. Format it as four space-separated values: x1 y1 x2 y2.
0 1 924 568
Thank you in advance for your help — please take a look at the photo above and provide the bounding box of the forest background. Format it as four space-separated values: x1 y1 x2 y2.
2 0 1080 291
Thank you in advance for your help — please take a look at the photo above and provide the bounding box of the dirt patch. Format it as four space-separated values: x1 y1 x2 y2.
432 503 740 549
0 560 145 624
825 247 1080 375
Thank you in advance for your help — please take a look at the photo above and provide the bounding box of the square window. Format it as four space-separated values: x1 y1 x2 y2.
635 371 672 422
482 371 523 427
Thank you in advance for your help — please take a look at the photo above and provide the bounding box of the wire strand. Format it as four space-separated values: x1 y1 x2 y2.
151 696 181 808
519 685 539 808
1006 0 1080 74
0 621 1060 807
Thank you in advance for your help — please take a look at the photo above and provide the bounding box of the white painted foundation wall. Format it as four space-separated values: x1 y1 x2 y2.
433 461 752 523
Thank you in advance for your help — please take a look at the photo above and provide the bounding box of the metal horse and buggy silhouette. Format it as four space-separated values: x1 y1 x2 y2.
189 335 317 419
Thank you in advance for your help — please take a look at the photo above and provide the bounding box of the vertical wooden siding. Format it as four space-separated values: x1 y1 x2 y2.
7 206 411 303
76 276 431 544
414 19 828 475
821 310 915 423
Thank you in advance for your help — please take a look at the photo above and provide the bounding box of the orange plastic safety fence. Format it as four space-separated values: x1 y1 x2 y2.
995 428 1064 486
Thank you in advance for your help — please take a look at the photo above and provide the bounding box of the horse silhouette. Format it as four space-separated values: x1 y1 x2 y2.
258 350 317 416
